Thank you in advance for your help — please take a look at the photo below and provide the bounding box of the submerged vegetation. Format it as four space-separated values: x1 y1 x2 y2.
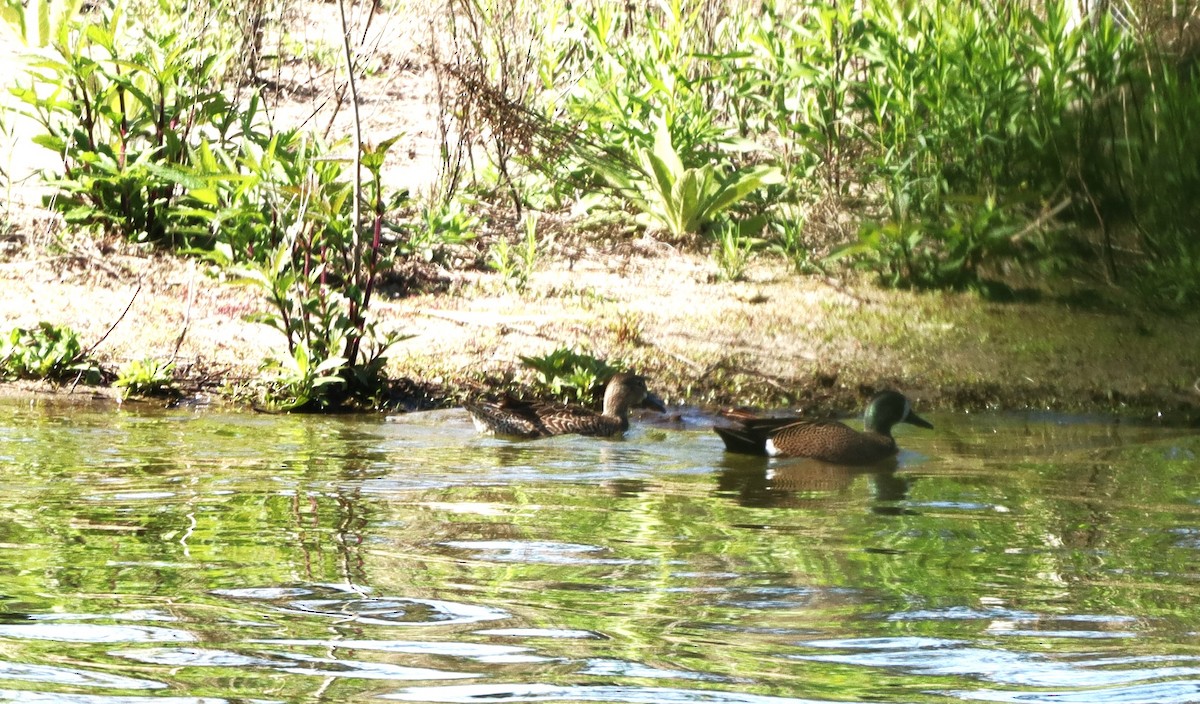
1 0 1199 409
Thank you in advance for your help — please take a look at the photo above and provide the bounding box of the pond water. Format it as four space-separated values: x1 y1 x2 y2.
1 397 1199 703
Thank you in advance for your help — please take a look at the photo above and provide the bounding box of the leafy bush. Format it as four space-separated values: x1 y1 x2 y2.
488 212 541 291
0 0 83 47
445 0 1200 301
13 15 233 246
404 196 479 264
115 358 178 398
0 323 102 384
596 117 782 239
210 137 411 412
833 196 1045 291
520 348 622 405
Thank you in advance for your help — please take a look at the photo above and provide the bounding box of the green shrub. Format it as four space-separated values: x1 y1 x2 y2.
115 358 178 398
13 15 233 247
520 348 622 405
0 323 102 384
211 137 411 412
0 0 84 47
833 195 1050 291
488 212 541 291
442 0 1200 301
595 116 782 239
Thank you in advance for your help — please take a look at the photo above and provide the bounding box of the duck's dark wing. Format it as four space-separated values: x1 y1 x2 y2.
533 402 621 437
714 413 807 455
464 397 548 438
712 426 762 455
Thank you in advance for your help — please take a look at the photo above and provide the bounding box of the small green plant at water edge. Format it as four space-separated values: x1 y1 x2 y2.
0 323 102 383
400 196 479 264
255 345 351 413
713 222 759 282
115 358 178 398
519 347 622 405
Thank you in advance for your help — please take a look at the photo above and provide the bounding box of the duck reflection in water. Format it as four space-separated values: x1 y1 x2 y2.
714 453 914 514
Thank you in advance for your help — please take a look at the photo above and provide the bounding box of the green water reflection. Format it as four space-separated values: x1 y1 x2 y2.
0 398 1198 703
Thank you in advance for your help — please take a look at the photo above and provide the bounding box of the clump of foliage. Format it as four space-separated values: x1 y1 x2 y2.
404 196 480 265
595 117 782 239
208 136 410 412
0 0 84 47
12 10 234 247
0 323 103 384
520 347 623 405
115 358 178 399
487 212 542 291
441 0 1200 305
12 1 420 411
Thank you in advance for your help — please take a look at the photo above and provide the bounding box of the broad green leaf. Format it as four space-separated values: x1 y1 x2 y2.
313 356 348 376
649 116 685 182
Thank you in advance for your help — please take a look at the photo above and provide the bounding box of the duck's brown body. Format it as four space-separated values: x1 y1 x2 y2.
466 373 664 439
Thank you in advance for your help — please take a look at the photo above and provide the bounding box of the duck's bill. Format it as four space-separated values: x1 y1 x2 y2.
641 393 667 413
906 411 934 429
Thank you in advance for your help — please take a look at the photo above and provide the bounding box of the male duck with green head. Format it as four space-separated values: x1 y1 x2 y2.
714 390 933 465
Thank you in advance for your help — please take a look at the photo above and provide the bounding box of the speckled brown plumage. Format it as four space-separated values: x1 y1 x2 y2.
714 390 933 465
465 372 665 438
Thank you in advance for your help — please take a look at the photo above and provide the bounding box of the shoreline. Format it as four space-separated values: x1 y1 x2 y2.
1 243 1197 425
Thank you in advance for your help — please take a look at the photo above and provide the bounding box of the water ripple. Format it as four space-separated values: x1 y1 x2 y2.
254 639 549 663
948 680 1200 703
32 611 176 623
0 660 165 689
443 540 652 566
280 597 509 626
0 691 231 703
111 647 280 668
580 659 729 681
475 628 605 640
0 624 194 643
797 637 1200 688
381 683 864 703
271 651 477 680
212 585 509 626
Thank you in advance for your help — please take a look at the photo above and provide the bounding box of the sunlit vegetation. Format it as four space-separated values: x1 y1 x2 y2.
3 0 1199 405
442 0 1200 306
0 322 103 384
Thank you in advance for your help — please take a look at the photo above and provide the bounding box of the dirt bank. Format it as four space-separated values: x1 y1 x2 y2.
1 230 1198 424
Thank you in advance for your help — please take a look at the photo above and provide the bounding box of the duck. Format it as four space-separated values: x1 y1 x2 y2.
465 372 666 438
713 390 932 465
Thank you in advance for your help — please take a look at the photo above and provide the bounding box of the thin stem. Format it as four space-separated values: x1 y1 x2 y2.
337 0 365 366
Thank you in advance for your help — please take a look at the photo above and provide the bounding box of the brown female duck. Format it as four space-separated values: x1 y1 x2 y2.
466 372 666 438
